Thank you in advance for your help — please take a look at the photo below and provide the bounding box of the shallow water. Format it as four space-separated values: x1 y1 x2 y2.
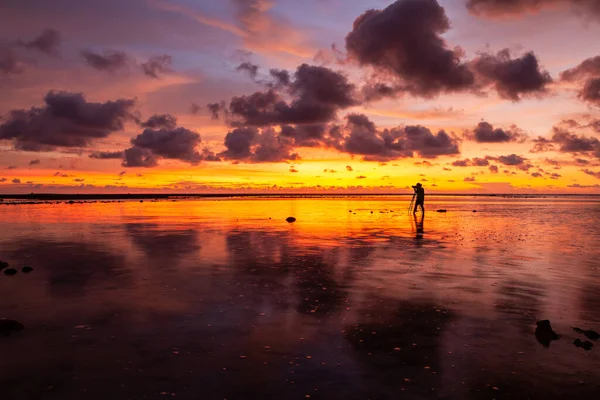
1 196 599 399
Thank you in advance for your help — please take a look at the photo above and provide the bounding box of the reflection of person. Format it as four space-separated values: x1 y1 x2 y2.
412 183 425 214
414 213 424 239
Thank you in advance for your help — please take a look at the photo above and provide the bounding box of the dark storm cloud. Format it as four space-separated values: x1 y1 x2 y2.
472 50 552 101
466 121 526 143
129 127 205 164
141 54 172 78
0 47 24 75
345 0 474 98
122 147 158 168
489 165 499 174
82 49 128 72
89 151 124 159
226 64 357 126
140 114 177 129
560 56 600 107
339 114 460 161
0 91 135 151
207 102 226 120
452 159 470 167
466 0 600 19
236 62 259 80
582 169 600 179
220 127 300 163
18 29 61 55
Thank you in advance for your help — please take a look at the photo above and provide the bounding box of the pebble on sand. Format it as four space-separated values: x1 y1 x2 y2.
22 266 34 273
0 319 24 336
436 209 447 213
286 217 297 223
0 260 9 270
574 338 594 351
573 327 600 341
3 268 18 276
535 320 559 347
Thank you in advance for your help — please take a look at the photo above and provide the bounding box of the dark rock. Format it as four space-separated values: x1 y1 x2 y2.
436 209 447 213
140 200 144 203
0 261 9 270
0 319 24 336
573 327 600 341
473 210 477 213
68 200 75 204
286 217 296 223
370 211 373 214
349 210 352 212
535 320 559 347
574 338 594 351
3 268 18 276
22 266 34 273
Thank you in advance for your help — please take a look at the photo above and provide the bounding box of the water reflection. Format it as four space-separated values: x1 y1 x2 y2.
0 197 599 399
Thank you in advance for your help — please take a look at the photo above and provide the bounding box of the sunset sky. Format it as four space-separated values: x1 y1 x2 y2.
1 0 600 194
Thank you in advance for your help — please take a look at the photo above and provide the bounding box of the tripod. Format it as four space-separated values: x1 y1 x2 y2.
407 191 416 215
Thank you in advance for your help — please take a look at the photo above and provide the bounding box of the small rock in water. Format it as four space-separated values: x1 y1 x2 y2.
140 200 144 203
436 209 447 213
535 320 559 347
573 327 600 341
473 210 477 213
574 339 594 351
0 319 24 336
22 266 34 273
286 217 296 223
0 261 9 270
3 268 17 276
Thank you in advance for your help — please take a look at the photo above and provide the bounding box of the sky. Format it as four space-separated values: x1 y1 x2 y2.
1 0 600 194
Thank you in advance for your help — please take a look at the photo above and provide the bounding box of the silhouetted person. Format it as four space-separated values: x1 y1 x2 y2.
412 183 424 214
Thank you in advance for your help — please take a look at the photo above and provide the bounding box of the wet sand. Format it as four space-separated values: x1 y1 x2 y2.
1 196 599 399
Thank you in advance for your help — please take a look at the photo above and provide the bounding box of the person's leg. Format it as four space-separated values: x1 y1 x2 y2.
420 202 425 214
413 202 418 214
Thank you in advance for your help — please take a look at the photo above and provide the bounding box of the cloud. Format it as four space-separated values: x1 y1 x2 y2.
345 0 474 98
140 114 177 129
89 151 125 159
127 126 206 165
582 169 600 179
29 159 41 165
338 114 460 161
569 183 600 188
531 172 543 178
74 178 85 182
472 50 552 101
12 178 21 184
531 126 600 157
141 54 172 78
289 167 299 173
346 165 353 171
0 47 25 75
279 124 329 147
464 176 476 182
560 56 600 107
0 91 136 151
225 64 357 126
122 147 158 168
465 121 526 143
18 29 61 55
452 157 490 167
82 49 129 72
493 154 534 170
0 178 6 182
236 62 259 80
220 127 300 163
489 165 499 174
466 0 600 19
550 173 561 179
357 175 367 179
